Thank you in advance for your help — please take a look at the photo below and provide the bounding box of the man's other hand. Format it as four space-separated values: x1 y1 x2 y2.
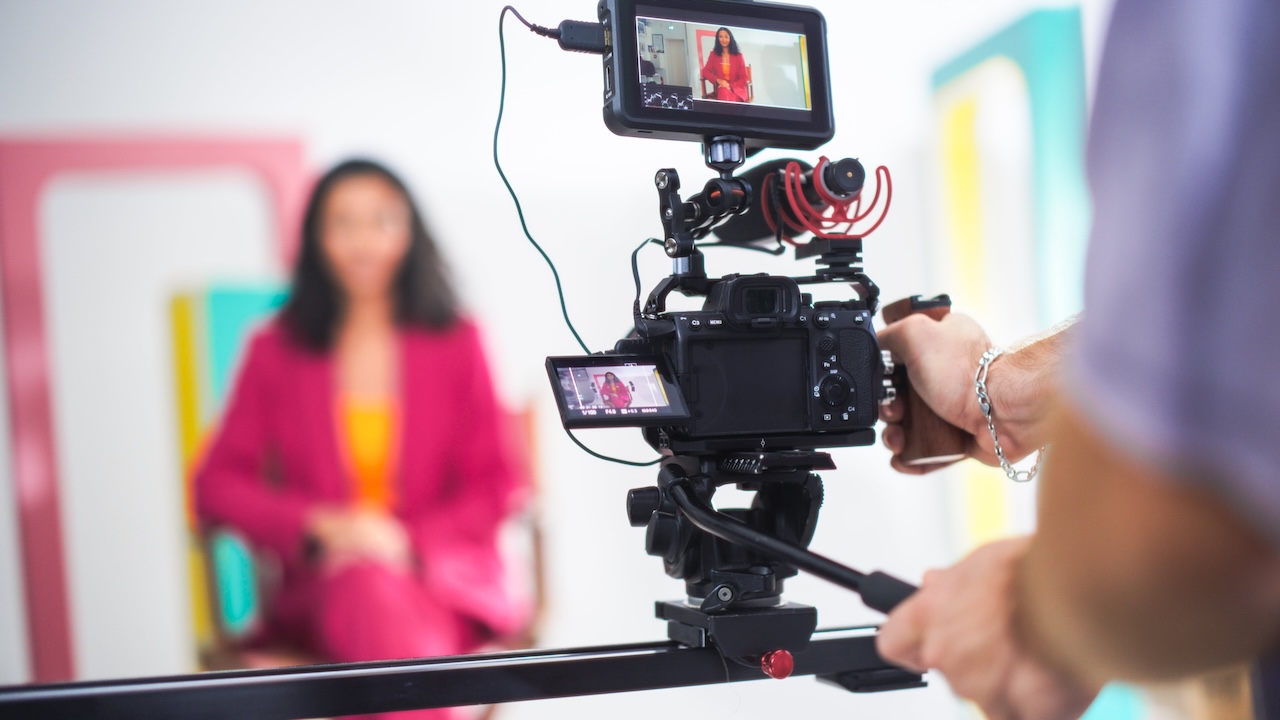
876 537 1100 720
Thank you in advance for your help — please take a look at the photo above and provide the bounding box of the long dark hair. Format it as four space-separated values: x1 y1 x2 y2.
711 27 740 56
279 159 457 350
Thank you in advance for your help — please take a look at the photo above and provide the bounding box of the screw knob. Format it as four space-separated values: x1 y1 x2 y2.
626 487 662 527
761 649 794 680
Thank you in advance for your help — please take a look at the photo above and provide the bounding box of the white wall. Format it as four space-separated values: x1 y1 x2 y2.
41 170 278 681
0 1 1113 716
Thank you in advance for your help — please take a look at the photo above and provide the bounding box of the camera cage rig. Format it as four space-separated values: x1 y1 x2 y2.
612 133 918 679
638 136 885 340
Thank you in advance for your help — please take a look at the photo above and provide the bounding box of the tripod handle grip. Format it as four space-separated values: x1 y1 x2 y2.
861 571 918 614
881 295 970 466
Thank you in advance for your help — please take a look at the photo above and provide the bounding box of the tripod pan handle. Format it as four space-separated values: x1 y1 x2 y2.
861 571 918 614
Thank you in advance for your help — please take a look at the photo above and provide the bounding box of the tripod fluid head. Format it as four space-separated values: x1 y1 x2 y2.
625 448 918 675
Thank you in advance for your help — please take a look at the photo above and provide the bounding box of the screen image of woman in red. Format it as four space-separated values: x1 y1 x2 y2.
700 26 749 102
598 371 633 409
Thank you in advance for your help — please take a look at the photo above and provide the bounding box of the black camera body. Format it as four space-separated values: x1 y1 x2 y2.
611 274 882 451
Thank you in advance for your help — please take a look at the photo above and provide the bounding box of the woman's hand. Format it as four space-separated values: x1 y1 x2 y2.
306 506 414 572
717 79 730 89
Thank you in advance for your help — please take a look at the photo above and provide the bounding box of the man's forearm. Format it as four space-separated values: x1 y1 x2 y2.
1017 403 1280 683
980 316 1077 460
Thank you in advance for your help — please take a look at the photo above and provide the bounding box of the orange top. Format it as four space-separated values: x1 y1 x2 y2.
341 397 398 511
721 59 731 79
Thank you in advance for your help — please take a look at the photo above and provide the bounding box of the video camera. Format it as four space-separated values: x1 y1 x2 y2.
552 0 890 452
545 0 922 686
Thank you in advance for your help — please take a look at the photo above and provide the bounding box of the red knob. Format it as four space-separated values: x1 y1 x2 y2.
760 649 794 680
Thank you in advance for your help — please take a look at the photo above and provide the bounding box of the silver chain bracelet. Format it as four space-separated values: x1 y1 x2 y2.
975 349 1044 483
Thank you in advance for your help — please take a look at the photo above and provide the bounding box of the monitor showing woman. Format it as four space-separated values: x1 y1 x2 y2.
195 160 527 720
700 26 749 102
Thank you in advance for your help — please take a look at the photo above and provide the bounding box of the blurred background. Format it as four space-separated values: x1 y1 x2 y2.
0 0 1168 718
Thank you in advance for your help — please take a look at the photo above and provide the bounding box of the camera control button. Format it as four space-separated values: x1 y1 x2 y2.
821 413 833 423
815 313 832 328
818 375 851 407
689 318 703 331
818 336 836 354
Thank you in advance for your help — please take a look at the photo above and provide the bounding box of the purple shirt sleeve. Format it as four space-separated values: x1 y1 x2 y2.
1066 0 1280 546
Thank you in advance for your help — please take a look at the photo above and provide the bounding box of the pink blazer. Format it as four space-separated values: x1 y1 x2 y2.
194 319 527 641
700 51 749 102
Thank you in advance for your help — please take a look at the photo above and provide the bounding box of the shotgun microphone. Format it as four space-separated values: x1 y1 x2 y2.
712 157 866 246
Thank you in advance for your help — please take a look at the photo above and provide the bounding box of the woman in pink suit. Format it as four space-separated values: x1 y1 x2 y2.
195 159 527 720
700 27 749 102
599 371 632 409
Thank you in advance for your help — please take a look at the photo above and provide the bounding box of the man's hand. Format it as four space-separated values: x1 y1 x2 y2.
306 506 414 572
877 537 1100 720
878 312 994 473
878 312 1066 474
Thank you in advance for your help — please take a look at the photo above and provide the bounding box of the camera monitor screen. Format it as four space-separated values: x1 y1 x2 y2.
603 0 833 150
636 13 811 121
546 355 691 429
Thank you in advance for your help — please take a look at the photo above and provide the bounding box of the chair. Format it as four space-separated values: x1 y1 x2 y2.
197 527 315 671
173 285 292 670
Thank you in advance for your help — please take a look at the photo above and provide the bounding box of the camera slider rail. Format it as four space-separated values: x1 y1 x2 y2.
0 629 923 719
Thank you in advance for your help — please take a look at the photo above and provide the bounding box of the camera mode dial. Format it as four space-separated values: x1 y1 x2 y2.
818 375 852 407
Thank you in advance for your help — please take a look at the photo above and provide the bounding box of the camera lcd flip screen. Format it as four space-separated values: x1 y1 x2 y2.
604 0 834 150
547 355 691 428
